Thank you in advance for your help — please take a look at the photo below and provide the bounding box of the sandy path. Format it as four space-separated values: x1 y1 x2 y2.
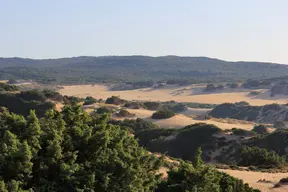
218 169 288 192
59 84 288 106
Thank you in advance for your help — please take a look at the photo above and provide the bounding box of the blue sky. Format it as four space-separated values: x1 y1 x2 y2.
1 0 288 63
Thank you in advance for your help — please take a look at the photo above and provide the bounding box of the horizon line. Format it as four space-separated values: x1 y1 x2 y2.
0 55 287 65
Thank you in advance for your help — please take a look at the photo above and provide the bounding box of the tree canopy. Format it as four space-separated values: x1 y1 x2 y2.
0 105 163 191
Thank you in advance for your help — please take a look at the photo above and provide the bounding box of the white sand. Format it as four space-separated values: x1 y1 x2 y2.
59 84 288 106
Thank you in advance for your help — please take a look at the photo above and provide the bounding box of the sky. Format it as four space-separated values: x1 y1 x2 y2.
1 0 288 63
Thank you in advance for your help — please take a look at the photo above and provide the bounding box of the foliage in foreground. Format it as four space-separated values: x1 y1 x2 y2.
0 106 163 191
157 163 259 192
0 104 259 191
157 149 259 192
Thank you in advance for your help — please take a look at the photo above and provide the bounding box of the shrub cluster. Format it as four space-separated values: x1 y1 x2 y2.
83 96 97 105
237 146 286 168
151 109 175 119
105 96 125 105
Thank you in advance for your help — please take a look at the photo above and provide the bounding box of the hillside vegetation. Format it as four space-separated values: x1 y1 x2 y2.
1 56 288 84
0 104 259 191
209 102 288 124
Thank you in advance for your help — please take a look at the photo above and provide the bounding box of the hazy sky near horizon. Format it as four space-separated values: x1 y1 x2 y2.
1 0 288 63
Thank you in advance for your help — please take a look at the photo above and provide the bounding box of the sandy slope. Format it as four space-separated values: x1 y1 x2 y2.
218 169 288 192
59 84 288 106
114 108 255 130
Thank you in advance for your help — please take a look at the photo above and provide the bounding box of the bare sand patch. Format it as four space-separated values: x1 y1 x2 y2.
55 102 64 112
59 84 288 106
218 169 288 192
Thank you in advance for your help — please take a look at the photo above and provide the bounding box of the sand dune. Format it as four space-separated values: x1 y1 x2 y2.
115 109 255 130
59 84 288 106
218 169 288 192
149 114 255 130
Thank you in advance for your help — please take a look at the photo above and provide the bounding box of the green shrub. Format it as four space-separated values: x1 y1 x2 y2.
136 123 221 161
105 96 125 105
0 92 55 117
185 102 216 109
231 128 256 137
63 95 84 104
42 89 63 101
96 107 113 114
250 91 261 95
242 79 260 88
143 101 161 110
237 146 286 168
124 101 146 109
83 96 97 105
7 78 17 84
116 109 135 117
19 90 46 102
249 130 288 156
159 159 259 192
0 82 18 91
252 125 269 134
164 103 187 113
151 109 175 119
110 118 159 133
209 103 261 121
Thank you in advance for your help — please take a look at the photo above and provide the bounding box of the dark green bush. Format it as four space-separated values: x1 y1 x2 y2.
237 146 286 168
151 109 175 119
252 125 269 134
116 109 135 117
124 101 146 109
242 79 260 88
0 82 18 91
110 118 159 133
19 89 46 102
231 128 256 137
63 95 84 105
136 123 221 161
42 89 63 101
96 107 113 114
83 96 97 105
164 103 187 113
105 96 125 105
248 129 288 156
143 101 161 110
250 91 261 95
0 92 55 117
209 103 261 121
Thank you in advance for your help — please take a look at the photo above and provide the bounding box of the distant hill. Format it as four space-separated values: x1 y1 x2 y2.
0 56 287 84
